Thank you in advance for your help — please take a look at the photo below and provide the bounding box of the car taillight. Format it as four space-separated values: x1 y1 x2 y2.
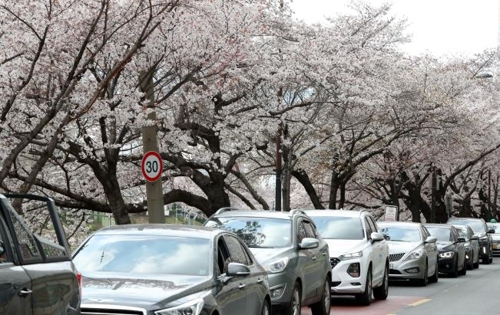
76 272 82 295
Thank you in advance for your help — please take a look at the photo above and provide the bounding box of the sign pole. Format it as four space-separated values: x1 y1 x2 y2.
140 69 164 224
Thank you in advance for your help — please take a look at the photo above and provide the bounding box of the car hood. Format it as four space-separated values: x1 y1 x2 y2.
436 242 455 252
386 241 421 254
323 239 367 257
81 273 211 306
250 247 291 264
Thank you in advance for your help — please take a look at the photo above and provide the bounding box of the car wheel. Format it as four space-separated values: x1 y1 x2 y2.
283 282 301 315
373 264 389 300
450 258 459 278
311 277 331 315
429 261 439 283
355 267 372 306
417 261 428 286
261 299 271 315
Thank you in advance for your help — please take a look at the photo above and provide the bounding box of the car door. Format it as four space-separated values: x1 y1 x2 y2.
452 227 466 269
297 218 323 300
366 216 385 285
223 234 267 315
0 211 32 315
421 226 438 276
214 235 249 315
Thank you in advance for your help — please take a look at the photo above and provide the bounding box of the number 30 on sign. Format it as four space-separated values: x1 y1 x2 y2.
141 151 163 182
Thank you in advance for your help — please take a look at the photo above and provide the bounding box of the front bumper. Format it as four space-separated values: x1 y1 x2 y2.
329 257 365 295
492 241 500 256
267 272 295 307
438 256 457 274
388 257 426 281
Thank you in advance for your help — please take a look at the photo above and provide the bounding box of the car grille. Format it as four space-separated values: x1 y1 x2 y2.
330 257 340 268
389 253 405 262
81 305 146 315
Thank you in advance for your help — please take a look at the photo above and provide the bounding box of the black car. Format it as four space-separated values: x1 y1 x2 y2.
446 217 494 264
204 209 331 315
0 194 81 314
424 224 466 277
72 224 271 315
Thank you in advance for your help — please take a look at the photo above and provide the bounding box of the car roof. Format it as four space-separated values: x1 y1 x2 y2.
92 224 221 239
424 223 452 229
211 209 298 220
377 221 422 227
302 209 367 218
448 217 484 222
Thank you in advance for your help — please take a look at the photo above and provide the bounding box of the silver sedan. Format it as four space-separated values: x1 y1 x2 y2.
377 221 439 286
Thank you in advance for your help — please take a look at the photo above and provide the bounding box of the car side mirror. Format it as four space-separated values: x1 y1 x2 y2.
457 237 466 243
0 242 4 256
425 236 437 243
226 262 250 277
299 237 319 249
471 235 479 240
488 229 495 234
371 232 384 243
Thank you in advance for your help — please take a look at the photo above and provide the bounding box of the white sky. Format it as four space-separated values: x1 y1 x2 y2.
291 0 499 57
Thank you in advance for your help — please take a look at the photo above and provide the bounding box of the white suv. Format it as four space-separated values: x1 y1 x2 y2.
305 210 389 305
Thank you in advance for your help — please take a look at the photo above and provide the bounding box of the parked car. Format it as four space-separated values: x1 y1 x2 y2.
304 209 389 306
72 224 271 315
204 209 331 315
424 224 466 277
446 217 494 264
0 194 81 314
487 222 500 256
377 221 439 286
453 224 480 269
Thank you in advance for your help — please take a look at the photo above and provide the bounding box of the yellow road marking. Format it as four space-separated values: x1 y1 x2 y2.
408 298 431 306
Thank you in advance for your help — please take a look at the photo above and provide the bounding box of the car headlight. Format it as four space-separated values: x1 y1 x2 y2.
439 251 455 258
155 298 204 315
265 257 289 273
404 247 424 261
339 251 363 260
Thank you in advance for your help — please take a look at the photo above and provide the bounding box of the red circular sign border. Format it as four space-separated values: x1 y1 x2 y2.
141 151 163 182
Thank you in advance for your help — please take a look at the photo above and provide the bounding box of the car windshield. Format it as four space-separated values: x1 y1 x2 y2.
426 227 452 242
379 225 421 242
73 234 211 276
205 217 291 248
448 219 485 233
309 216 364 240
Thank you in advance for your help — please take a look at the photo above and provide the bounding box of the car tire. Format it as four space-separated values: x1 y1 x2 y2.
283 282 301 315
355 267 372 306
417 261 428 286
373 264 389 300
450 258 459 278
459 259 467 276
261 299 271 315
429 261 439 283
311 277 331 315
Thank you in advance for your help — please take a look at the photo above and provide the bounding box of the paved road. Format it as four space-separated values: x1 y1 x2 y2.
301 257 500 315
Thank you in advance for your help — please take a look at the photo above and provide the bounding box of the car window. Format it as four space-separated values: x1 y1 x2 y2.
206 217 292 248
367 216 378 233
379 225 421 242
426 227 452 242
487 223 500 234
455 227 468 240
364 218 373 239
0 218 9 263
73 234 211 277
302 220 317 238
224 235 252 266
309 216 364 240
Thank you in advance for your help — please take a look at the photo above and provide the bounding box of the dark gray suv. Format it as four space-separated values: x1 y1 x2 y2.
205 209 332 315
446 217 494 264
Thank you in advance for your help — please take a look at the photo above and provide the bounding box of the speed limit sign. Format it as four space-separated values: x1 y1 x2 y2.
141 151 163 182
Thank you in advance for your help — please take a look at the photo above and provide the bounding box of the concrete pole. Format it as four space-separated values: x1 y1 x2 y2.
140 69 164 223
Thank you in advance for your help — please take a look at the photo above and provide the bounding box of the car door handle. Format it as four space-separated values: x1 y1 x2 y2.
257 278 263 284
18 288 32 297
311 255 317 260
320 251 327 256
238 283 246 289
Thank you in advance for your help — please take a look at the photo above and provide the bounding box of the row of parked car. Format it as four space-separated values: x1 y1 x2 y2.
1 193 499 315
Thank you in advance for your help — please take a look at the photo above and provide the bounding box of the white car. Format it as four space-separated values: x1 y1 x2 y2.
305 210 389 306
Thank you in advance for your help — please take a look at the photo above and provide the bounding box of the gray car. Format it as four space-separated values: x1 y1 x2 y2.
453 224 480 269
204 209 331 315
377 221 439 286
72 224 271 315
447 217 494 264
